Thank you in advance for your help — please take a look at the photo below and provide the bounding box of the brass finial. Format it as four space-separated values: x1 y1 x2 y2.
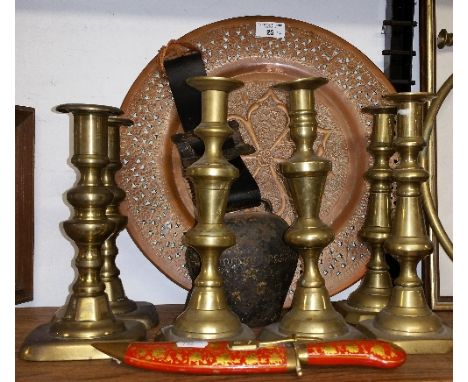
100 116 159 329
358 93 453 354
159 77 254 340
260 77 363 340
336 105 396 323
19 104 146 361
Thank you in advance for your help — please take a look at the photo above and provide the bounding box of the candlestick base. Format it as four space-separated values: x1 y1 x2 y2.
157 323 255 341
19 320 146 361
260 276 367 341
358 318 452 354
112 301 159 330
258 321 364 341
335 300 383 324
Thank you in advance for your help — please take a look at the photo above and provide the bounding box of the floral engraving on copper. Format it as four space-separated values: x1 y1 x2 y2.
228 88 333 220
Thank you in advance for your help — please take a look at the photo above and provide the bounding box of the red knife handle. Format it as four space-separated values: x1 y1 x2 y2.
123 341 295 375
298 339 406 368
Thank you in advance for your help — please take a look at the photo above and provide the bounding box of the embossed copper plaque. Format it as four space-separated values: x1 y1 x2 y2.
118 16 395 305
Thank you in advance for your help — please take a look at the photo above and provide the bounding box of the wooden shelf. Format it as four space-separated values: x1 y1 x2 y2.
16 305 452 381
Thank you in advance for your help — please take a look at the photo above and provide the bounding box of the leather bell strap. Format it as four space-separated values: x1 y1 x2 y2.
164 52 261 211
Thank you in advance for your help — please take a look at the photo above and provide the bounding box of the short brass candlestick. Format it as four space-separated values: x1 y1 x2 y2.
19 104 146 361
358 93 452 354
336 105 396 324
101 116 159 329
260 77 362 340
159 77 254 341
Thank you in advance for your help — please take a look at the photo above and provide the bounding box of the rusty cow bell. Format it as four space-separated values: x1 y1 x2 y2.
186 201 299 327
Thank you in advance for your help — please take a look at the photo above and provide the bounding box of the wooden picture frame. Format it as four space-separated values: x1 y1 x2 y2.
419 0 453 311
15 105 35 304
424 250 453 310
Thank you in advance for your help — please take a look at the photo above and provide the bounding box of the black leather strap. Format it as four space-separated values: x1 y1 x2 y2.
164 53 205 133
164 52 261 211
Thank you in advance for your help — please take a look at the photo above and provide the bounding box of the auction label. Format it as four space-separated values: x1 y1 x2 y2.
255 22 286 39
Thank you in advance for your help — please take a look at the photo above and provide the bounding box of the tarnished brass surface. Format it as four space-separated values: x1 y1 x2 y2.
18 321 145 361
336 105 396 324
101 116 159 329
358 93 452 354
260 78 362 341
437 29 453 49
19 104 146 361
160 77 254 340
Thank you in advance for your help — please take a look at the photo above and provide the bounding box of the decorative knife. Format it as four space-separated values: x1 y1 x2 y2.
93 337 406 376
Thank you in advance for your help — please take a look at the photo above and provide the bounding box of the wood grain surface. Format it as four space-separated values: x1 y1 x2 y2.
16 305 452 382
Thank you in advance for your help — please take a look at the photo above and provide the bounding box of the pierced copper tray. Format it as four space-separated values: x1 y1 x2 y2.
118 16 395 306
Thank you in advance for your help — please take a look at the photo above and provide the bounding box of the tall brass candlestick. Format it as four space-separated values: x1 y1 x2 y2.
260 77 362 340
19 104 146 361
159 77 254 341
358 93 452 354
336 105 396 323
101 116 159 329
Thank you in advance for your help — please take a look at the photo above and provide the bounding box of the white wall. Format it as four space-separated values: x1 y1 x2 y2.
17 0 444 308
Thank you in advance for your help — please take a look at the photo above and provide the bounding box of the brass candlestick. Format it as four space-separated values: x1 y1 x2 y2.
260 77 362 340
159 77 254 341
19 104 146 361
335 105 396 324
101 116 159 329
358 93 452 354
